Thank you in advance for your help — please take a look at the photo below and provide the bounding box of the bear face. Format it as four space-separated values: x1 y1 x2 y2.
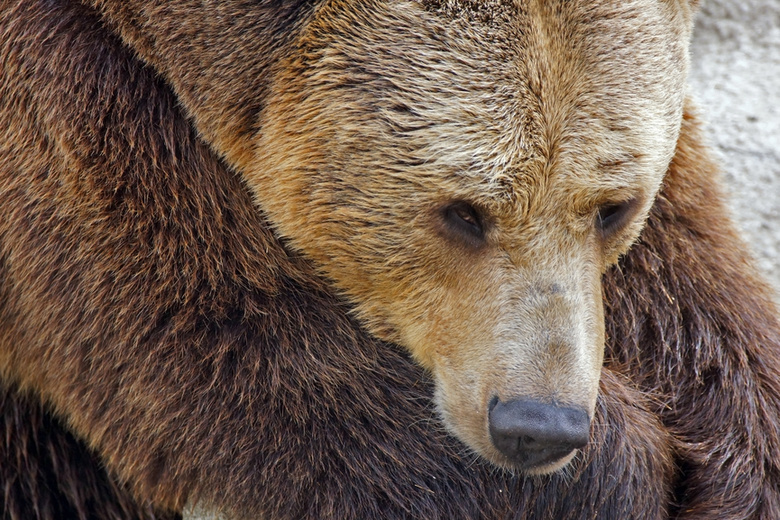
248 0 692 473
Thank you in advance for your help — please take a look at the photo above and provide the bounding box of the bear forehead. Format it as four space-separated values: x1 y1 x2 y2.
264 0 689 224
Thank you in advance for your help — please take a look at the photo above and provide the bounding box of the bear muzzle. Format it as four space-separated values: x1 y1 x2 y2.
488 397 590 472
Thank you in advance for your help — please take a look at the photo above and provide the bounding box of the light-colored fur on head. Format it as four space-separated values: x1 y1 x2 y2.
247 0 694 472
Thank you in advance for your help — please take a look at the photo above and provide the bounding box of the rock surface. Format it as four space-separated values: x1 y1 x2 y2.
688 0 780 298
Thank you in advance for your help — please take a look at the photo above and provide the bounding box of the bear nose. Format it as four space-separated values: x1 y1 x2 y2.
488 398 590 470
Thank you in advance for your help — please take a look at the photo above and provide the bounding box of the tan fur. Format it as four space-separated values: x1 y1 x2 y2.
4 0 780 518
246 0 693 469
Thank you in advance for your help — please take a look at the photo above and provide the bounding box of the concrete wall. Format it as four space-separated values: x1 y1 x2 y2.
688 0 780 298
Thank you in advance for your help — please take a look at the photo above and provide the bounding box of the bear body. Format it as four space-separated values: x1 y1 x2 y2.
1 1 780 519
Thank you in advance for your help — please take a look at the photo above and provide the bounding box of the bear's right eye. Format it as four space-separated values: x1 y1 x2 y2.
595 198 637 236
441 201 485 245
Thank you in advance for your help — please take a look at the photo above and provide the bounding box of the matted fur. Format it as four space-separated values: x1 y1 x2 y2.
1 0 779 519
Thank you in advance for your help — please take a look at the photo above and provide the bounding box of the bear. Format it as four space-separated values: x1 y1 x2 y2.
1 1 780 520
90 0 695 474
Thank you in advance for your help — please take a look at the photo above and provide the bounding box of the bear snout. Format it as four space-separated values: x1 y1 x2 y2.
488 398 590 472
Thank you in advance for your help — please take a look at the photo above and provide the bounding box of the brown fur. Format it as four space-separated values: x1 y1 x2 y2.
253 1 695 467
1 0 779 519
604 108 780 517
84 0 698 471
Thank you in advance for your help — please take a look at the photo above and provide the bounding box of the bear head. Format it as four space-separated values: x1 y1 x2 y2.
247 0 694 473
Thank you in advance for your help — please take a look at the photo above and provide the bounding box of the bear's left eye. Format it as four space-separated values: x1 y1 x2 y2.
596 198 636 235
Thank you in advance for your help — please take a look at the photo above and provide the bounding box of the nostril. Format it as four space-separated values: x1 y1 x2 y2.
488 395 499 412
488 399 590 470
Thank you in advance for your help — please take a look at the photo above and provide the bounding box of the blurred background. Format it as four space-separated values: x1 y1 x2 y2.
688 0 780 299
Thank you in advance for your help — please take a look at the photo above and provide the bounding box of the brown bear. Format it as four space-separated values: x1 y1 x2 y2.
1 0 779 519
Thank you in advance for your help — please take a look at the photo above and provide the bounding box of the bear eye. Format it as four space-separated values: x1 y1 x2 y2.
442 201 485 243
596 198 636 235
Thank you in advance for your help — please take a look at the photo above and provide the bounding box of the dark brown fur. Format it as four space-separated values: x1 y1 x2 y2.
604 109 780 517
0 0 778 519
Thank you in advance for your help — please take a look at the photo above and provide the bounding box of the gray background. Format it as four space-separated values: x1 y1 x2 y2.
688 0 780 298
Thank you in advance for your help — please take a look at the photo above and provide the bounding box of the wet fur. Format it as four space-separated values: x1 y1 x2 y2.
1 0 779 519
